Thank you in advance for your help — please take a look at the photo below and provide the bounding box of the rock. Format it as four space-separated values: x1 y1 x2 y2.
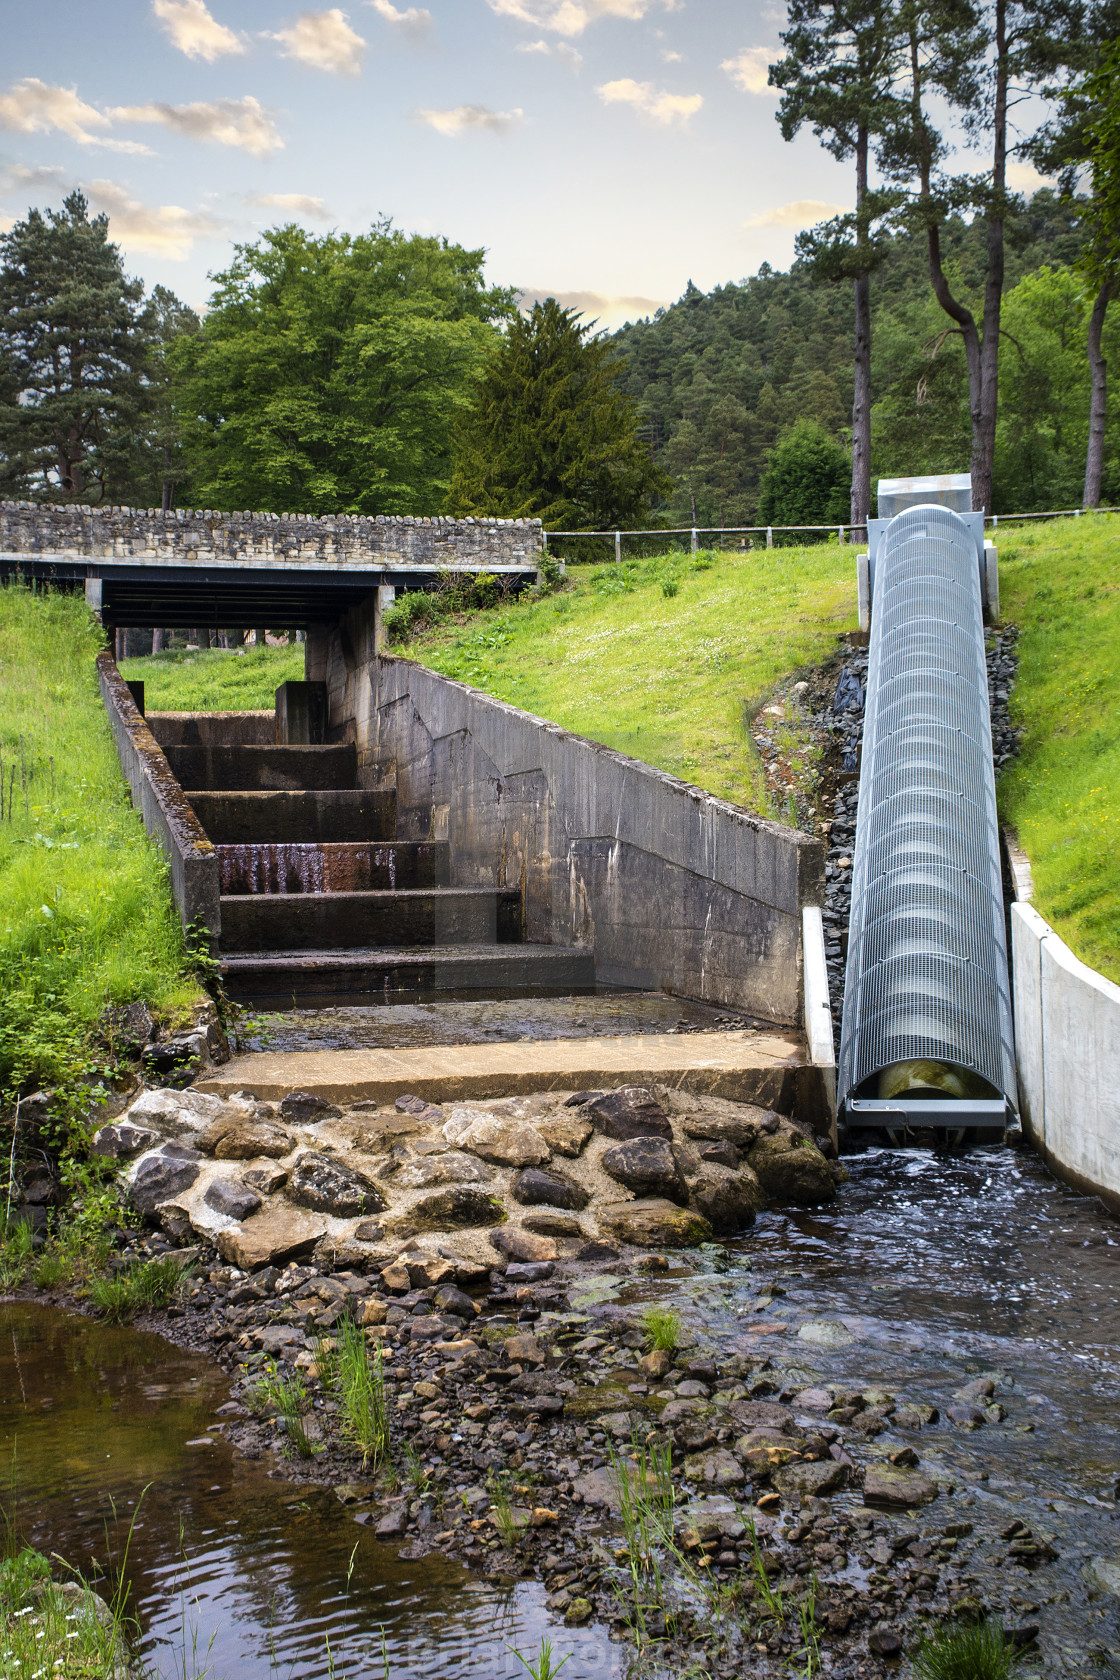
683 1448 746 1488
868 1626 903 1657
600 1137 688 1202
895 1403 939 1427
504 1333 546 1364
395 1151 493 1189
774 1460 847 1500
727 1401 793 1432
510 1166 589 1210
521 1212 584 1237
798 1320 856 1349
586 1087 672 1140
746 1129 836 1204
686 1164 764 1232
204 1178 262 1221
504 1261 554 1282
400 1255 456 1289
130 1152 200 1216
441 1110 551 1168
159 1204 193 1242
697 1139 740 1168
946 1403 987 1429
863 1464 939 1507
353 1218 385 1241
391 1187 506 1233
433 1285 479 1319
576 1239 621 1262
1085 1556 1120 1597
127 1087 224 1136
286 1151 386 1217
217 1203 328 1269
91 1122 159 1160
536 1115 593 1157
374 1505 408 1538
202 1119 294 1160
99 999 156 1057
793 1388 834 1412
243 1163 289 1195
572 1467 624 1513
682 1108 768 1148
599 1199 713 1249
360 1298 388 1326
279 1091 342 1124
675 1421 718 1453
564 1598 592 1626
954 1376 995 1402
490 1227 558 1263
638 1349 672 1380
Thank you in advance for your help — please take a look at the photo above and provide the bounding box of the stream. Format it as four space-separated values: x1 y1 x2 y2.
3 1142 1119 1678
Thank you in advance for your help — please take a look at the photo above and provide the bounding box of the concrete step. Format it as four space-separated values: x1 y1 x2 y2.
219 942 597 1006
166 743 357 792
189 789 396 844
219 887 524 952
216 840 448 895
198 1026 806 1110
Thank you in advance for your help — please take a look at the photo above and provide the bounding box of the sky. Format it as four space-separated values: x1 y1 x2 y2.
0 1 1048 329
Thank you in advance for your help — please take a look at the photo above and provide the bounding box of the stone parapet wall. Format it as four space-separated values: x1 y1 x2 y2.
0 501 541 572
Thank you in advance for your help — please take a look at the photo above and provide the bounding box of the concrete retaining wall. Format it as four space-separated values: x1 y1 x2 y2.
315 648 824 1024
1011 900 1120 1213
96 652 221 942
1 501 541 572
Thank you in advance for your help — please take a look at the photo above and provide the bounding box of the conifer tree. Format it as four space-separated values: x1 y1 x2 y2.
450 299 670 529
0 192 148 501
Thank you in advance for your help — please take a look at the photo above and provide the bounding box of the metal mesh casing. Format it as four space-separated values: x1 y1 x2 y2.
837 504 1017 1115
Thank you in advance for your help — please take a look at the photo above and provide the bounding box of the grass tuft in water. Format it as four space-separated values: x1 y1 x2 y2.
87 1254 186 1323
245 1364 322 1459
608 1433 676 1644
639 1304 682 1352
913 1619 1024 1680
487 1471 522 1546
509 1635 571 1678
335 1317 390 1468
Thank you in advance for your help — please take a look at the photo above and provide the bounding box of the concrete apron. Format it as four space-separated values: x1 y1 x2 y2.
197 1026 817 1111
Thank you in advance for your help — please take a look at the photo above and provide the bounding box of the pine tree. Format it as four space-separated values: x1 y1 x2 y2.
0 192 148 501
450 299 670 529
757 419 852 529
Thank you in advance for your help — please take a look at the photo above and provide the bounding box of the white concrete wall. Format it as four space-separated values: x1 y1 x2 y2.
1011 901 1120 1211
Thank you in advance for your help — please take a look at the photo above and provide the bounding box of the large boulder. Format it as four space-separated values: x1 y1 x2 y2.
126 1087 225 1138
130 1150 200 1216
390 1186 507 1233
682 1105 771 1148
686 1163 764 1233
217 1203 328 1269
91 1122 159 1160
441 1109 550 1167
746 1128 837 1205
598 1198 713 1249
201 1118 294 1160
286 1151 386 1217
600 1137 688 1203
395 1151 493 1189
586 1087 672 1141
863 1464 939 1508
204 1177 262 1221
511 1166 589 1210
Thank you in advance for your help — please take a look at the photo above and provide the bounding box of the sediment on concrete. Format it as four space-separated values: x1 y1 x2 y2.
1011 901 1120 1213
303 633 825 1026
197 1028 823 1118
97 652 220 939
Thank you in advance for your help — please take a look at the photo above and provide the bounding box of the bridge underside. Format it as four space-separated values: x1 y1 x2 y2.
0 554 538 629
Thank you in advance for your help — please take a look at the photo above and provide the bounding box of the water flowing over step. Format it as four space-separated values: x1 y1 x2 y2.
148 710 595 1007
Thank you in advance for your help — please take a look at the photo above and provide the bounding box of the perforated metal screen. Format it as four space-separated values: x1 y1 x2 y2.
837 504 1017 1116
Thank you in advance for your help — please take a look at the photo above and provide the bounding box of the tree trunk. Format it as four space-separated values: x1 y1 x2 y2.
201 627 213 650
152 629 165 654
255 628 268 648
971 0 1008 518
851 124 872 532
161 445 174 514
1084 279 1112 507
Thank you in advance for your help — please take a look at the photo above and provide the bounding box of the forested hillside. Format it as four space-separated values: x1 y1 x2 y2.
611 192 1114 524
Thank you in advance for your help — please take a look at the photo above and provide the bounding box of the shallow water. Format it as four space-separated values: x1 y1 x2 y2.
4 1143 1119 1678
0 1305 622 1680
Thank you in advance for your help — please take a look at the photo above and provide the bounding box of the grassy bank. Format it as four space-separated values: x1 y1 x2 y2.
397 545 858 811
998 514 1120 983
120 641 303 711
0 584 196 1100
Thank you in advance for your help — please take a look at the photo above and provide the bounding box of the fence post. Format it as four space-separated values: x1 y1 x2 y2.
615 530 621 564
691 528 699 553
839 526 845 545
766 526 773 549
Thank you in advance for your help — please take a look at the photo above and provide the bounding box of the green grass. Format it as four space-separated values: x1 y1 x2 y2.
396 545 857 811
0 1545 133 1680
0 584 196 1101
334 1315 390 1468
87 1255 186 1323
913 1618 1023 1679
998 513 1120 982
120 641 304 711
639 1304 682 1352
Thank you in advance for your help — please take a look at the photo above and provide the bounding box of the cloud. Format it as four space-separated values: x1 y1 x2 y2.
721 46 778 95
415 104 522 135
0 161 68 196
1007 159 1053 193
519 286 666 328
597 77 702 124
84 178 223 258
0 78 149 152
251 190 332 218
660 47 683 62
488 0 671 39
152 0 244 61
367 0 432 39
267 9 366 73
744 197 847 229
110 96 283 157
516 38 582 68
